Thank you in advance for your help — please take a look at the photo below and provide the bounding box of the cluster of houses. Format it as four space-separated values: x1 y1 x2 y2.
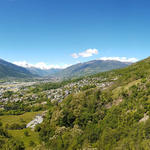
0 77 114 110
44 77 113 102
0 82 36 104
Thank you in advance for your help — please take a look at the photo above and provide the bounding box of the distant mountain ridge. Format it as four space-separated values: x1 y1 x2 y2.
0 58 33 79
25 60 131 78
0 58 131 79
53 60 131 79
27 67 62 76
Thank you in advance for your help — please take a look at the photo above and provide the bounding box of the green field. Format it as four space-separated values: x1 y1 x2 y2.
0 111 43 127
0 111 44 150
9 129 40 150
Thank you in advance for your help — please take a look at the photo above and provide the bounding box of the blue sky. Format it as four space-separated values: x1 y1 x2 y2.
0 0 150 69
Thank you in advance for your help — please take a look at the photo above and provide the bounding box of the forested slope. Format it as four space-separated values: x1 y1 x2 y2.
37 57 150 150
0 58 33 79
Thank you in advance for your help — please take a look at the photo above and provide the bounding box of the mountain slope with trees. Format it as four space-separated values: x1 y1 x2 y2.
0 59 33 79
37 57 150 150
24 60 130 78
54 60 130 79
0 58 129 79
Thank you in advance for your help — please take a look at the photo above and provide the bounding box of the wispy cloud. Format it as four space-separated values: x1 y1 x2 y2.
71 49 98 58
13 61 71 70
99 57 138 63
71 53 79 59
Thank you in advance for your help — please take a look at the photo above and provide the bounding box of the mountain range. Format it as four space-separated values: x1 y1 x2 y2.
53 60 130 79
0 58 33 79
0 58 131 79
27 67 61 77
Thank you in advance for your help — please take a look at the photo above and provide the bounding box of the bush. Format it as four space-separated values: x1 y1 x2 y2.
7 123 26 130
29 140 36 147
24 130 29 136
34 125 41 132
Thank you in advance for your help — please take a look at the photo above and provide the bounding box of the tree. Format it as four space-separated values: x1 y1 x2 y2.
24 130 29 137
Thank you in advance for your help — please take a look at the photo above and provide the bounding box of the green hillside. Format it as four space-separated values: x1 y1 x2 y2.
24 60 129 78
0 59 33 79
55 60 130 79
0 120 25 149
38 57 150 150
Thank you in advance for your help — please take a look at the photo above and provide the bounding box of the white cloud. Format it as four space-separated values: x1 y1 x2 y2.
72 49 98 58
13 61 32 68
71 53 79 59
99 57 138 63
13 61 71 70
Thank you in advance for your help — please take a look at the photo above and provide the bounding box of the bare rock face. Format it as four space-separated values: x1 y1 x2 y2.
26 115 43 129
